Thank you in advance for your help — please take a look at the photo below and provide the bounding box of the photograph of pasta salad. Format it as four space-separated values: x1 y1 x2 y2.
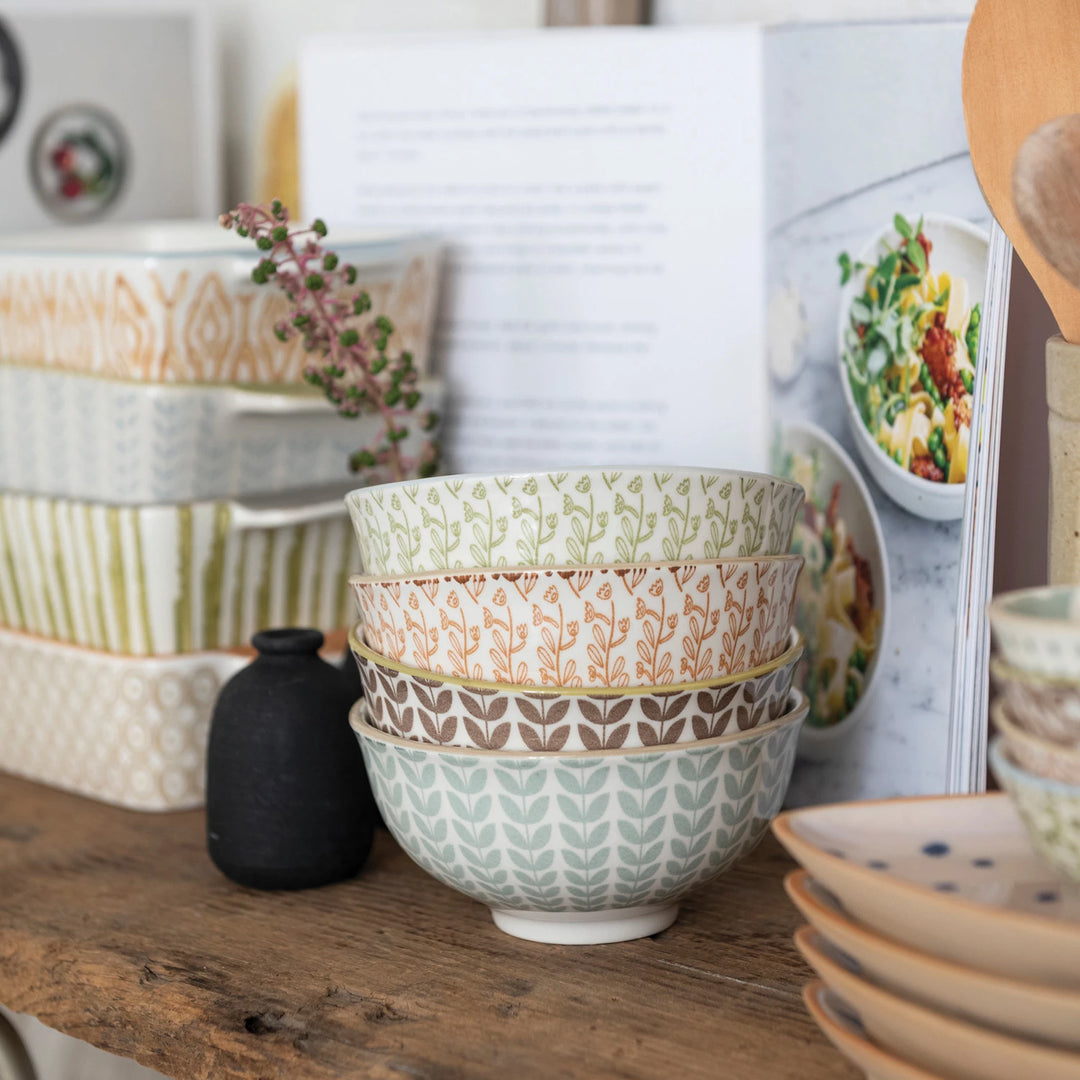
839 213 981 486
775 425 887 732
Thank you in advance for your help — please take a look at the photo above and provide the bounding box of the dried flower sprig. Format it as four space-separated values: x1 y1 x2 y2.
220 201 439 481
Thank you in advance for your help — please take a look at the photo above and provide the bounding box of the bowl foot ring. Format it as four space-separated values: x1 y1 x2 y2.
489 903 679 944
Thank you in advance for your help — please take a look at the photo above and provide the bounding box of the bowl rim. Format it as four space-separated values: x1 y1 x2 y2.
989 734 1080 795
835 212 989 501
989 653 1080 690
351 689 808 760
350 552 804 587
345 465 805 508
992 703 1080 764
349 622 805 697
988 585 1080 635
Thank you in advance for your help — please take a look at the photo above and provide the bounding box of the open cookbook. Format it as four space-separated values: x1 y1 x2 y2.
300 18 1009 805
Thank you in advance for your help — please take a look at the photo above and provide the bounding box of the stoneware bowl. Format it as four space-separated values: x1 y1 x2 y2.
988 584 1080 680
352 555 802 688
345 467 805 577
350 624 803 752
350 690 808 944
991 736 1080 882
990 655 1080 746
993 702 1080 784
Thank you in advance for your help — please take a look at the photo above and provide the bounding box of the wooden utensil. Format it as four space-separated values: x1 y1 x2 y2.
963 0 1080 341
1014 115 1080 292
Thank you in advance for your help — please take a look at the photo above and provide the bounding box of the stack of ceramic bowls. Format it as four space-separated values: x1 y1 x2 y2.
344 467 809 944
774 793 1080 1080
0 221 442 812
987 585 1080 882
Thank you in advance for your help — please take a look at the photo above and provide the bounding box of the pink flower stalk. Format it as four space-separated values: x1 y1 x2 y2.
220 201 439 482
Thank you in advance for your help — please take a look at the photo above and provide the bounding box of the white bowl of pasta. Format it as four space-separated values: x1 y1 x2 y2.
836 213 989 521
774 422 890 757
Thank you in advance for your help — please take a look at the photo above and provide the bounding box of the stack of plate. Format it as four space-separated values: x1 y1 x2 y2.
0 221 442 811
773 793 1080 1080
342 467 811 944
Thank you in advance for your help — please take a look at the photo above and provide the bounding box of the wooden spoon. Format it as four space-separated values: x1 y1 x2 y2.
963 0 1080 341
1014 115 1080 292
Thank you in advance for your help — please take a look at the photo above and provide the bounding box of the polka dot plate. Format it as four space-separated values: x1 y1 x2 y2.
803 980 943 1080
797 927 1080 1080
786 869 1080 1049
773 793 1080 989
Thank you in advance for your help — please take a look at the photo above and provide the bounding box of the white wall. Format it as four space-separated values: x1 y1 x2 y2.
215 0 544 202
655 0 974 21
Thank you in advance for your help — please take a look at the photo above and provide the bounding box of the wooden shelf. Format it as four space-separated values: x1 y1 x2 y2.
0 775 855 1079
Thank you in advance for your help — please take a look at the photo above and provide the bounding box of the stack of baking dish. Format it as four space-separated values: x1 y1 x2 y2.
0 221 443 811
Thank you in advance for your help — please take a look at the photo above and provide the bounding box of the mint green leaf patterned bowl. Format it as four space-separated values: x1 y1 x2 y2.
345 467 805 577
990 736 1080 882
988 585 1080 680
350 689 808 944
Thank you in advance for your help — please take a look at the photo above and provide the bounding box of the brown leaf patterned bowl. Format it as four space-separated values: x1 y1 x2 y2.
990 656 1080 745
993 701 1080 784
349 623 803 752
351 555 803 688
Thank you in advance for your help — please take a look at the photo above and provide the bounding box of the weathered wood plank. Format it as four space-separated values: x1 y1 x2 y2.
0 776 855 1079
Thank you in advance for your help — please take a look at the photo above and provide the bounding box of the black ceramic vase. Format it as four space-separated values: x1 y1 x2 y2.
206 628 374 890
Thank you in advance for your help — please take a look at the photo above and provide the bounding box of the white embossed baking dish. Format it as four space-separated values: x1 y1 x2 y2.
0 487 358 654
0 220 441 381
0 626 248 811
0 364 443 504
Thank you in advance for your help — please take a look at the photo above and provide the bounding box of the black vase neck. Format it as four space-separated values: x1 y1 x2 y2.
252 628 324 657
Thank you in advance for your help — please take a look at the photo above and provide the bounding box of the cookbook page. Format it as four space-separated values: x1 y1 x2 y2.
300 27 767 473
765 20 995 804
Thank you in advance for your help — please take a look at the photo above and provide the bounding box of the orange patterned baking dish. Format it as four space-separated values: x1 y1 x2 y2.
0 221 441 382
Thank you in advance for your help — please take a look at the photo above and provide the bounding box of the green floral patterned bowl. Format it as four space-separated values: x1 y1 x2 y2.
990 736 1080 882
350 690 808 944
988 585 1080 680
345 467 805 577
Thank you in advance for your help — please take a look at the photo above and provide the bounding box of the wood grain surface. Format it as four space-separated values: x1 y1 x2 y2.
963 0 1080 342
0 775 854 1080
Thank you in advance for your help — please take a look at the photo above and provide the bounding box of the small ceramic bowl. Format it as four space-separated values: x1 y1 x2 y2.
352 555 802 688
988 585 1080 680
992 702 1080 784
345 467 805 577
990 736 1080 883
351 690 807 944
836 214 988 522
990 656 1080 745
350 624 803 751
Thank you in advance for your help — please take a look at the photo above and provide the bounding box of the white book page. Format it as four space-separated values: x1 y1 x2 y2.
300 27 765 473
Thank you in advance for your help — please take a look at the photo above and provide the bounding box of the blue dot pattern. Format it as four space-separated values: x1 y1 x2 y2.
922 842 950 857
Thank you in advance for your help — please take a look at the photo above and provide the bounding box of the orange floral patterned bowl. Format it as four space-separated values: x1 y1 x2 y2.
350 624 804 752
350 555 803 688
